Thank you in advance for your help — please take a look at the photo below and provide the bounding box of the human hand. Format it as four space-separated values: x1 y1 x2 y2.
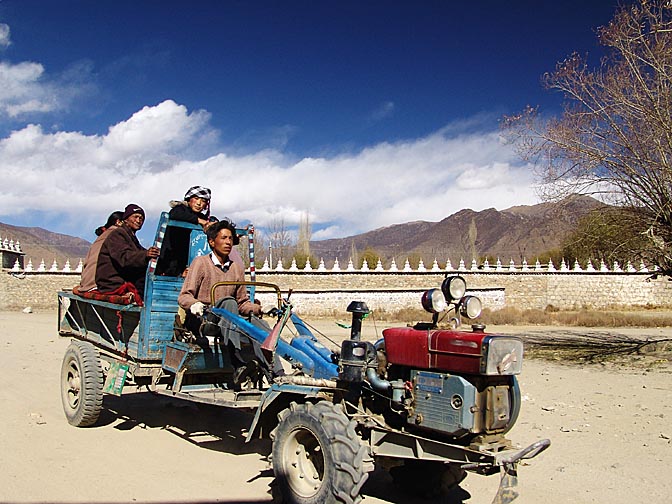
262 303 279 317
147 246 160 259
190 301 205 316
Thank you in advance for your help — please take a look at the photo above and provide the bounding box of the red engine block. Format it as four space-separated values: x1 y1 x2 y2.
382 327 490 374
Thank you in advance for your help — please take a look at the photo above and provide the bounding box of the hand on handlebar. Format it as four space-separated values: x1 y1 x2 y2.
190 301 205 316
262 303 279 317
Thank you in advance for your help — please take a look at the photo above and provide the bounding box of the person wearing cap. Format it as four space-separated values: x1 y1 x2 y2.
93 203 160 299
156 185 244 276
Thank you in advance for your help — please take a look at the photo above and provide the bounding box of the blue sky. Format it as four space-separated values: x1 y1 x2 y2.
0 0 621 245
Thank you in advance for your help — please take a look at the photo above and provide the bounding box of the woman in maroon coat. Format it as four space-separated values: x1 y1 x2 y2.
95 204 159 299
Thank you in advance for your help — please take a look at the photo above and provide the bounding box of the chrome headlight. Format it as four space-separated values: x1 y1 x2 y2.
458 295 482 319
441 275 466 302
421 288 447 313
483 337 524 375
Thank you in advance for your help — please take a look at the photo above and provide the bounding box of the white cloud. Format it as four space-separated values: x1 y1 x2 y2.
0 100 538 241
0 23 11 49
0 23 94 118
103 100 210 155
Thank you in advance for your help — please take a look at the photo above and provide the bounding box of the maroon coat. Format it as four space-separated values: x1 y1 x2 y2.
95 224 150 295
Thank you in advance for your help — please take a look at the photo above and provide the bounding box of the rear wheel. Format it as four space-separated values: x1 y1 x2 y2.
60 340 103 427
271 401 369 504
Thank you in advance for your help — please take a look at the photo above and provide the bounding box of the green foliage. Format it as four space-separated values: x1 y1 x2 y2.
293 251 319 269
535 248 564 266
360 247 383 269
560 208 649 266
406 252 423 269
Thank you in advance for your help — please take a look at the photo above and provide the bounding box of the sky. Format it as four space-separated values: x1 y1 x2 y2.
0 0 623 246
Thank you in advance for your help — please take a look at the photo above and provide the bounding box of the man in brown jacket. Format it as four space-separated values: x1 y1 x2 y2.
178 219 269 380
178 219 262 318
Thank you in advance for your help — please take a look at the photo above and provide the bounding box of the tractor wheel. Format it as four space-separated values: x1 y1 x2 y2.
390 460 467 498
270 401 369 504
60 340 103 427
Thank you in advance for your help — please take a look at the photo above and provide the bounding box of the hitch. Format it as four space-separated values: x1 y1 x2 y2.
492 439 551 504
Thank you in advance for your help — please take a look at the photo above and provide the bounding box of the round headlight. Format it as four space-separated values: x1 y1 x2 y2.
441 275 466 302
459 295 482 319
421 288 447 313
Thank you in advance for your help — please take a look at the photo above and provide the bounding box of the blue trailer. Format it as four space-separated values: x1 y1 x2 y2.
58 212 548 504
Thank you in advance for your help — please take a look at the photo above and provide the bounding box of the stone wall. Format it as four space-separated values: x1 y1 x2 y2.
2 270 670 314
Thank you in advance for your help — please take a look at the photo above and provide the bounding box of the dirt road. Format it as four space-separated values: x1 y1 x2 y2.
1 311 670 503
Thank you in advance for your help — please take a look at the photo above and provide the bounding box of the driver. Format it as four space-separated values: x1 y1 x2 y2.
177 219 268 378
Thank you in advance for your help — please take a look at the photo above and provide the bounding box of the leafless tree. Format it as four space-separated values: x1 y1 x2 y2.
267 217 293 268
503 0 672 275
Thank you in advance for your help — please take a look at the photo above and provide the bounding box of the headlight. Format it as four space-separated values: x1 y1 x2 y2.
458 295 482 319
441 275 466 302
483 337 524 375
421 288 447 313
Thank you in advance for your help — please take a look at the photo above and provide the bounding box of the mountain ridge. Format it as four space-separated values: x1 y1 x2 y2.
1 195 604 268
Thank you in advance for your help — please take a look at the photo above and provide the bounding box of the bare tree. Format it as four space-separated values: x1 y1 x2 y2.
267 217 293 268
503 0 672 275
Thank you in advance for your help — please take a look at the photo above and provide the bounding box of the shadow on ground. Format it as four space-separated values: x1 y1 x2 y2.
94 391 479 504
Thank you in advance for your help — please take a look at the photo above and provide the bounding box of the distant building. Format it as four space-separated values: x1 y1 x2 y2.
0 235 25 269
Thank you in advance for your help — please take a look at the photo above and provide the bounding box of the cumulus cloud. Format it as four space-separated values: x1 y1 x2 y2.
0 100 538 242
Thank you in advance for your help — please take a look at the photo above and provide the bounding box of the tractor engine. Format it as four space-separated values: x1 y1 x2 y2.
339 276 524 441
382 326 523 438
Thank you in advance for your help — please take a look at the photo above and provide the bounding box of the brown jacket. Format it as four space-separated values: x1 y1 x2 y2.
78 227 115 292
178 254 257 315
96 224 150 294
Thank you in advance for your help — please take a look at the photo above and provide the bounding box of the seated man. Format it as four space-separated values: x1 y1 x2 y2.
177 219 271 382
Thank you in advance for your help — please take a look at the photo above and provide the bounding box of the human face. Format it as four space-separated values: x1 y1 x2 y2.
124 213 144 232
209 227 234 260
188 196 208 214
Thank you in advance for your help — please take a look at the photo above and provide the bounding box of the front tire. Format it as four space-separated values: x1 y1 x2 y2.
60 340 103 427
271 401 369 504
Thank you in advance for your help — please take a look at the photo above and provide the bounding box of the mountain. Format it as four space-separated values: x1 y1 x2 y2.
0 222 91 267
309 195 605 265
1 195 605 268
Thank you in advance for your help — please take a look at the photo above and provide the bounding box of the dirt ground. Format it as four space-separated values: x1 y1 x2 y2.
1 310 671 504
